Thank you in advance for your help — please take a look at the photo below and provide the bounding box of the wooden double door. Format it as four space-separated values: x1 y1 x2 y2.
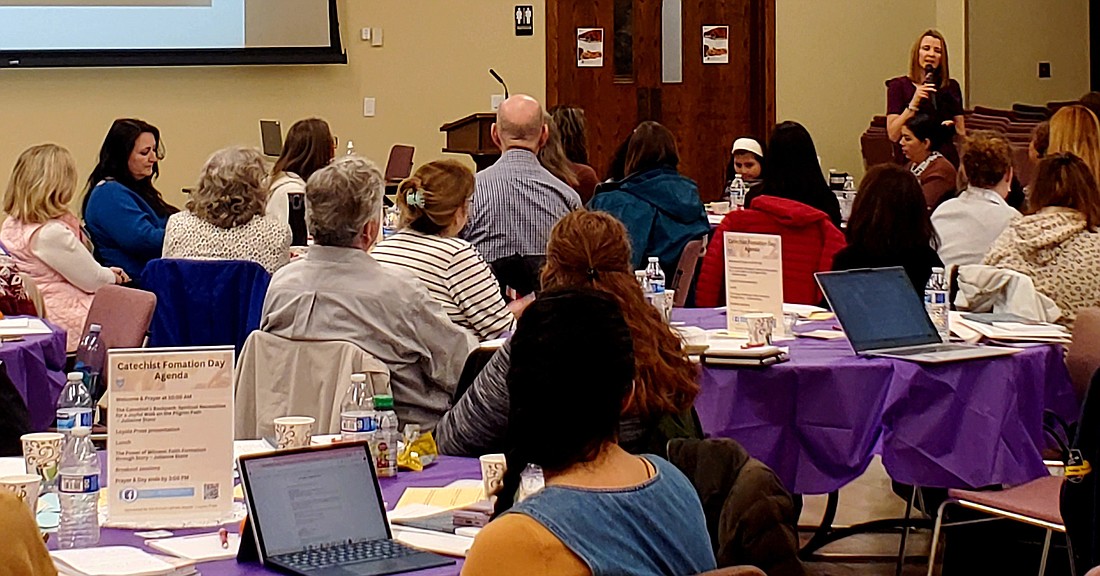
547 0 775 202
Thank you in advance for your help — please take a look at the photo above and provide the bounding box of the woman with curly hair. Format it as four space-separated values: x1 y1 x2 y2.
436 209 702 456
162 146 291 273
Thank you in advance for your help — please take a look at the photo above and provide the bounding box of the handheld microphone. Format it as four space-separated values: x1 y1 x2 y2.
489 68 509 99
923 64 938 111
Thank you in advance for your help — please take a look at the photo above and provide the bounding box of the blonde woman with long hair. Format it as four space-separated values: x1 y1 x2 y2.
1047 105 1100 187
1 144 127 350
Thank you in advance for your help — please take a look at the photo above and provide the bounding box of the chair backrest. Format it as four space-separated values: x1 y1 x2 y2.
233 331 391 440
671 237 706 307
384 145 416 183
1067 308 1100 403
1062 366 1100 574
82 284 157 352
141 259 270 354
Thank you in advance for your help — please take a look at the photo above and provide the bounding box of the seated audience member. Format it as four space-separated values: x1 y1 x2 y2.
602 134 632 184
1079 91 1100 123
834 165 942 295
260 155 475 429
984 153 1100 330
695 188 845 307
1030 121 1049 164
461 95 581 284
550 105 600 204
461 288 717 576
83 118 178 281
743 121 841 227
588 121 710 280
900 113 957 208
538 113 580 191
932 132 1021 268
268 118 336 246
1048 105 1100 187
1 144 126 351
437 210 703 457
372 160 515 340
726 137 765 194
163 146 291 274
0 491 56 576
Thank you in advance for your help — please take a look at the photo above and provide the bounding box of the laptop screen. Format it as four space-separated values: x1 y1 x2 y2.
815 267 939 352
241 444 389 557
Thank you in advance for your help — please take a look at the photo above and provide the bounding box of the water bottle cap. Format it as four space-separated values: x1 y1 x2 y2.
67 371 84 381
931 267 945 274
373 394 394 409
647 256 659 263
89 324 102 332
71 427 91 437
350 374 367 383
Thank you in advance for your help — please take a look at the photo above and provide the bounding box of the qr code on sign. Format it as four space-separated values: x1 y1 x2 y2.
204 483 219 500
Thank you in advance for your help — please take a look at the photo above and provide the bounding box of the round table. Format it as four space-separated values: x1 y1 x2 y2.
3 317 67 431
676 308 1079 495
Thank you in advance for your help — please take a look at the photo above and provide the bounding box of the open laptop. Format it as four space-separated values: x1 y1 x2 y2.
815 267 1021 364
238 442 454 576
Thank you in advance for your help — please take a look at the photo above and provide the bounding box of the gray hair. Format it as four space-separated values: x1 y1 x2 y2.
305 155 384 247
188 146 268 229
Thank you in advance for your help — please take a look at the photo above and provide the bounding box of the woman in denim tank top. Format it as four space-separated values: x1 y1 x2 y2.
462 289 716 576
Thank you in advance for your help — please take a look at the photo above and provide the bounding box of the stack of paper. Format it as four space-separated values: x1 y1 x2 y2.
52 547 197 576
0 317 53 336
702 337 789 367
951 312 1071 344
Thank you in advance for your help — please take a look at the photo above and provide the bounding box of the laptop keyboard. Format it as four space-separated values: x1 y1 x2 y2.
278 540 419 570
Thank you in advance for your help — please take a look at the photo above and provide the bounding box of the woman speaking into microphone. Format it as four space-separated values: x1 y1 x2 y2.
886 30 966 165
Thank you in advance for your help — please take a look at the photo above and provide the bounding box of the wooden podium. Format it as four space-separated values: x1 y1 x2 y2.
441 113 500 171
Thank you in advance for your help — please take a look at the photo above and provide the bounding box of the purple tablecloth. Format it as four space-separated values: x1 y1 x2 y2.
4 317 67 431
677 308 1080 495
82 456 479 575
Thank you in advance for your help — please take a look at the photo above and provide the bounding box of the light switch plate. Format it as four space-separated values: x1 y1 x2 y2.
363 98 376 117
371 28 383 47
360 28 371 41
491 94 505 111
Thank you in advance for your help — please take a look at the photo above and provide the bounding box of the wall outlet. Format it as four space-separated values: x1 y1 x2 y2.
491 94 505 111
360 28 371 41
1039 61 1051 79
371 28 384 47
363 98 376 117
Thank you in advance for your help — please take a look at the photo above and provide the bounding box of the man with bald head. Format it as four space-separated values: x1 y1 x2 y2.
461 95 582 295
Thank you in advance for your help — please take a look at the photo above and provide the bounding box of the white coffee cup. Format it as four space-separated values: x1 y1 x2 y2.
274 416 315 449
710 201 731 215
0 474 42 515
744 312 776 346
20 432 64 487
479 453 507 499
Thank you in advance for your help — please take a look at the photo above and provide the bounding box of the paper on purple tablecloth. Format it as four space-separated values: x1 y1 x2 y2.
3 317 67 431
674 307 1079 494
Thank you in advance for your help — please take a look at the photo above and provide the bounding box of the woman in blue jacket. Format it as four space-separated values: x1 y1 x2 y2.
83 118 178 281
589 121 710 280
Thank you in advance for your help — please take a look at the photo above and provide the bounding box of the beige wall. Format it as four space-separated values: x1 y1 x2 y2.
775 1 940 177
968 0 1089 108
0 0 546 208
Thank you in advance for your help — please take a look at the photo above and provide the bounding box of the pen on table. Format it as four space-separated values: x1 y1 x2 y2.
219 527 229 549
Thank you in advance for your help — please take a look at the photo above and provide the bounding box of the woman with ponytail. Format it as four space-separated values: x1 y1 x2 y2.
372 160 515 339
462 288 716 576
436 210 702 456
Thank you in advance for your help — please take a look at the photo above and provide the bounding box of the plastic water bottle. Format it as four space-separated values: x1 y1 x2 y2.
340 374 376 444
729 174 748 210
925 267 951 342
372 395 399 478
840 176 856 223
57 427 100 548
345 140 356 156
57 371 94 435
74 324 103 402
645 257 666 294
517 464 545 503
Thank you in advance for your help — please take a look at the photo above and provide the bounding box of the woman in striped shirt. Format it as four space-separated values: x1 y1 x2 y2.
373 160 515 340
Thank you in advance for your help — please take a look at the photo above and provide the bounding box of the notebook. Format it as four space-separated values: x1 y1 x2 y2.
815 267 1020 364
237 442 454 576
